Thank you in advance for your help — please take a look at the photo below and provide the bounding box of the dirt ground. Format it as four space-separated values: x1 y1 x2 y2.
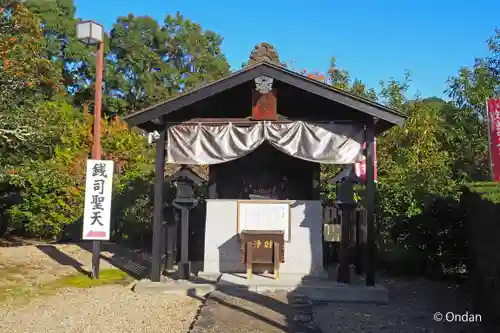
0 242 202 333
0 241 483 333
0 243 113 290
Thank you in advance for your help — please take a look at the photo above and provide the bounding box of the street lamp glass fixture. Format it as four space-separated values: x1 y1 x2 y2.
76 20 104 45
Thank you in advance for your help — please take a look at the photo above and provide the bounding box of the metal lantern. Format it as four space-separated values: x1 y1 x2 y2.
76 20 104 45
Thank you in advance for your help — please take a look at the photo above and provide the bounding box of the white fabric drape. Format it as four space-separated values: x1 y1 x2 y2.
166 121 364 165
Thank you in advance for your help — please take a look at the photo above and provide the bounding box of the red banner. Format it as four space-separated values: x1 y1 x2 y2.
488 99 500 181
354 138 377 183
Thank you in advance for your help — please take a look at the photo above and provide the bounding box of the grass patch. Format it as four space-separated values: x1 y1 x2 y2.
0 269 133 305
44 269 132 289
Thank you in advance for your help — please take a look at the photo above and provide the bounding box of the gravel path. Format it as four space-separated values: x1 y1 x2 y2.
0 285 201 333
313 276 482 333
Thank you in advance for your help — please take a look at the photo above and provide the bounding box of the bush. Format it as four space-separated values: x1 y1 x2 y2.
5 101 154 240
378 196 466 278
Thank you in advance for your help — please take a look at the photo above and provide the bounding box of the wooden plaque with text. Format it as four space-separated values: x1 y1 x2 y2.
240 230 285 264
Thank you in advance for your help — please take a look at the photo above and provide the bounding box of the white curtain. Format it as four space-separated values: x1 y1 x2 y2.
166 121 364 165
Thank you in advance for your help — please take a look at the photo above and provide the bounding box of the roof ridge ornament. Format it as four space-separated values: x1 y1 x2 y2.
248 42 284 66
254 75 274 94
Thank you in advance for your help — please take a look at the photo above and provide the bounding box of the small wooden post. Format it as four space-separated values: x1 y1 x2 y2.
273 242 280 280
246 241 253 279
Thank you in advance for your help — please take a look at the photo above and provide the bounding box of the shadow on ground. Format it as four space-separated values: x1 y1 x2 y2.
37 241 477 333
36 241 152 280
40 241 318 332
35 244 91 277
183 275 319 333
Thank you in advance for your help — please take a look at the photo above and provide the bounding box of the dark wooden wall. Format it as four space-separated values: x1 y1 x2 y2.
208 143 320 200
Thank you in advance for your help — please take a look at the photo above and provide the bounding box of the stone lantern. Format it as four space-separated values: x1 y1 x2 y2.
333 167 360 283
166 166 205 279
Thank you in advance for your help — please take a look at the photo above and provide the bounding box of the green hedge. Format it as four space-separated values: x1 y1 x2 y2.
462 182 500 331
465 182 500 203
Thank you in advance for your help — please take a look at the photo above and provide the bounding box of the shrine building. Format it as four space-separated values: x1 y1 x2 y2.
123 43 406 285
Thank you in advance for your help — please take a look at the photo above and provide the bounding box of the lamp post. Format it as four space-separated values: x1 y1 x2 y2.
77 20 104 279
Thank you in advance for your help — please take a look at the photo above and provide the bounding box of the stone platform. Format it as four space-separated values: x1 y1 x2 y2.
214 273 389 304
134 272 389 304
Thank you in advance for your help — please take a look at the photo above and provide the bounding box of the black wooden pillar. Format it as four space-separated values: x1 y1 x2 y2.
354 209 363 275
151 125 166 282
365 120 376 286
160 211 167 273
337 205 351 283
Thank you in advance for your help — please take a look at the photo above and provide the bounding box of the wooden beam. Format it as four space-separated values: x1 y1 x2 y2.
208 166 218 199
252 89 277 120
124 66 266 127
312 163 321 200
355 209 363 275
365 121 376 286
123 63 406 131
151 124 166 282
151 118 163 125
259 65 406 126
160 217 167 273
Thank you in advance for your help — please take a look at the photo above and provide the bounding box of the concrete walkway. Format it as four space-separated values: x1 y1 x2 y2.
189 290 321 333
134 271 478 333
185 275 478 333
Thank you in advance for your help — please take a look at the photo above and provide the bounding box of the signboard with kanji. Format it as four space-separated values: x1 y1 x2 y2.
240 230 285 264
82 160 114 240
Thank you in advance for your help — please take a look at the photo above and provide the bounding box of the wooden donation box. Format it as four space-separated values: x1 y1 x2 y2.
241 230 285 280
237 199 290 280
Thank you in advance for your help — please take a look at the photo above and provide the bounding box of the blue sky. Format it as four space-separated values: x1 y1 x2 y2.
75 0 499 99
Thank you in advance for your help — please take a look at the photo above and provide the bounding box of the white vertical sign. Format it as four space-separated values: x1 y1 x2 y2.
82 160 114 240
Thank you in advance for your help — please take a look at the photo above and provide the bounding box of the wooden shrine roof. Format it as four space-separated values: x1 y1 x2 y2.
123 61 407 134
